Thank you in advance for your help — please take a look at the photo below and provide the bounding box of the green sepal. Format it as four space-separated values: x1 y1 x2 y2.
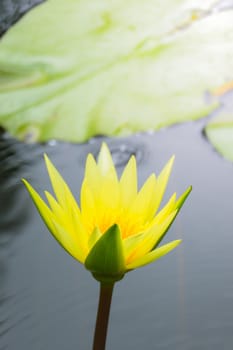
85 224 126 283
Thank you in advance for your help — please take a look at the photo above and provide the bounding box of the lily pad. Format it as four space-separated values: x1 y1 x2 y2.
205 112 233 162
0 0 233 142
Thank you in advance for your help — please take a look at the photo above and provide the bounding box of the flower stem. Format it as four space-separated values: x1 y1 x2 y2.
93 282 114 350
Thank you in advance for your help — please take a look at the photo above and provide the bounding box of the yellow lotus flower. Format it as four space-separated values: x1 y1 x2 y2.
22 143 191 283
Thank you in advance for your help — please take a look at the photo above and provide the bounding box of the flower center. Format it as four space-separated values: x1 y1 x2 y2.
85 212 148 239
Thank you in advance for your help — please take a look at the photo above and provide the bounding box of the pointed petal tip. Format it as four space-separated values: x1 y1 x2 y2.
174 239 182 246
126 154 136 167
22 178 33 191
188 185 192 193
176 185 192 210
44 190 53 200
44 154 58 172
98 142 110 158
150 172 156 181
43 153 53 171
21 178 27 185
184 185 192 197
99 142 110 155
22 179 34 194
43 153 49 162
161 154 175 175
169 154 175 165
97 142 118 179
86 152 96 165
101 141 109 149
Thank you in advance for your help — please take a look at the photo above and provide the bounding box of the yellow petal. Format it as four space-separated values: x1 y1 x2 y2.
93 178 120 233
22 179 54 233
52 219 86 263
150 156 175 217
120 174 156 238
152 193 177 225
119 156 137 208
125 174 156 233
88 227 102 251
45 189 88 252
84 154 101 193
84 144 120 233
123 230 147 258
45 191 63 216
126 240 181 270
124 210 177 263
68 208 89 256
123 157 175 232
82 176 120 235
80 179 97 234
97 143 118 181
44 154 80 214
23 180 88 262
45 190 77 234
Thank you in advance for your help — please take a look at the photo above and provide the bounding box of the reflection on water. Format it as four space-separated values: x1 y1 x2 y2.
1 121 233 349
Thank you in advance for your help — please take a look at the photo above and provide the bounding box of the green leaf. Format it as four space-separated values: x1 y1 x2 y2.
85 224 126 283
0 0 233 142
205 113 233 162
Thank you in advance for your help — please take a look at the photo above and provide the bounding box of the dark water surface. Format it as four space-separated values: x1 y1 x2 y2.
1 121 233 350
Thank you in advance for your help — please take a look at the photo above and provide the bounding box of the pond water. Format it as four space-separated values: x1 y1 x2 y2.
1 119 233 350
